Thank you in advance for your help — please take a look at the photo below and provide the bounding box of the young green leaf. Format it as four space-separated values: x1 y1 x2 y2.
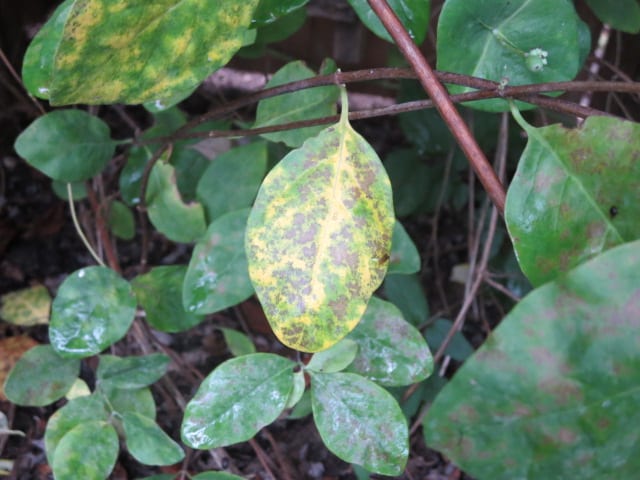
219 328 256 357
196 141 268 222
506 115 640 286
107 200 135 240
305 338 358 373
49 267 137 358
122 412 184 466
182 353 295 449
346 297 433 386
310 371 408 476
183 209 254 315
45 395 109 463
146 162 207 243
246 89 395 352
254 60 339 147
51 421 119 480
436 0 585 111
102 386 156 420
132 265 204 333
285 369 306 409
40 0 260 104
4 345 80 406
347 0 430 44
14 110 115 182
97 354 170 390
424 240 640 479
388 221 420 275
0 284 50 326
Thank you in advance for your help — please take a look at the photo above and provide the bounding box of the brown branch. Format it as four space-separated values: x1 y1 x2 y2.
85 183 122 274
367 0 506 214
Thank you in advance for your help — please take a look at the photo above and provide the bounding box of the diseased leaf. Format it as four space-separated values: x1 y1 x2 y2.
346 297 433 386
347 0 430 44
4 345 80 406
506 114 640 286
51 421 118 480
246 89 394 352
182 353 295 448
183 209 254 315
132 265 204 333
310 371 408 476
14 110 115 182
254 60 339 147
146 162 207 243
43 0 260 104
437 0 586 111
97 354 169 390
0 336 39 402
49 267 137 358
0 285 50 326
122 412 184 466
424 240 640 479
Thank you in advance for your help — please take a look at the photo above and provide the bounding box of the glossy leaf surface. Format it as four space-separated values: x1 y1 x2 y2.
388 221 420 274
310 371 408 475
306 338 358 373
246 91 394 352
182 353 295 448
254 60 339 147
14 110 115 182
347 0 430 44
437 0 584 111
122 412 184 466
97 354 169 390
0 285 50 326
424 240 640 479
183 209 254 315
585 0 640 33
4 345 79 406
346 297 432 386
30 0 259 104
196 141 267 222
506 115 640 286
50 267 137 358
133 265 204 332
51 421 118 480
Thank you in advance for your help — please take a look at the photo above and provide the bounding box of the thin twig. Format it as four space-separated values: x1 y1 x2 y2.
0 47 46 115
67 183 105 266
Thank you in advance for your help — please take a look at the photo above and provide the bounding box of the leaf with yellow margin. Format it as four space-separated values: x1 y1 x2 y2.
245 88 394 352
40 0 259 105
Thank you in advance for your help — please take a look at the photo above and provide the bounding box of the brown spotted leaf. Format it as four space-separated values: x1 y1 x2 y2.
245 89 394 352
424 240 640 479
506 114 640 286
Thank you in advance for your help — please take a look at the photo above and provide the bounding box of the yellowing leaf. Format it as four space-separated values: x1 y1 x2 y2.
245 89 394 352
0 285 51 326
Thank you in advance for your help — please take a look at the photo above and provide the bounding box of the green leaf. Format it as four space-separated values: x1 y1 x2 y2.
97 354 170 390
506 115 640 286
288 389 312 419
246 89 395 352
306 338 358 373
122 412 184 466
51 180 87 201
196 142 268 222
132 265 204 332
241 5 307 57
182 353 295 448
192 472 246 480
183 209 254 314
41 0 260 105
310 371 408 475
585 0 640 33
436 0 584 111
50 266 137 358
171 146 210 203
347 0 430 44
45 395 108 461
107 200 135 240
146 162 207 243
388 221 420 274
4 345 80 406
252 0 309 25
424 240 640 479
14 110 115 182
285 369 306 409
383 148 433 216
21 0 73 98
424 318 474 362
219 328 256 356
0 284 50 326
346 297 433 386
102 386 156 420
254 60 339 147
51 421 119 480
383 274 429 326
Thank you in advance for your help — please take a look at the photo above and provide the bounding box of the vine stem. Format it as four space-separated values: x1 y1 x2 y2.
367 0 506 214
66 183 105 267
